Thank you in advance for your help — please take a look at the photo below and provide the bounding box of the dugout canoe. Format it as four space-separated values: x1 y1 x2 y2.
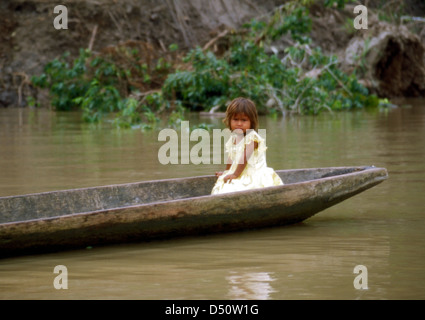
0 166 388 257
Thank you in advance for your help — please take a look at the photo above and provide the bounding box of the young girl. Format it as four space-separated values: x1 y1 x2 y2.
211 97 283 195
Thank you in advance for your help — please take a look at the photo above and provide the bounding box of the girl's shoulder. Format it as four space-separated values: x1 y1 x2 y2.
246 130 267 153
225 130 265 150
245 130 264 143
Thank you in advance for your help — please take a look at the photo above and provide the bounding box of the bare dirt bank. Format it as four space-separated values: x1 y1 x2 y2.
1 0 425 107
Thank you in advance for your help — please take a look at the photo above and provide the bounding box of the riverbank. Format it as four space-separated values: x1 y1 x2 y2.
1 0 425 109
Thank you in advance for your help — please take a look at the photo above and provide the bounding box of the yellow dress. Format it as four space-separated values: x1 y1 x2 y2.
211 130 283 195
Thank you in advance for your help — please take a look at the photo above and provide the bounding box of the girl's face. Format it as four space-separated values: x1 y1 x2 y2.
230 113 251 134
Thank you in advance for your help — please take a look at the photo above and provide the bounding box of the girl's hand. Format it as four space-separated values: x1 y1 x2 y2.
223 173 238 183
215 172 223 177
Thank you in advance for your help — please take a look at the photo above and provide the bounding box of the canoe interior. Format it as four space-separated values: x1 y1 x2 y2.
0 166 372 224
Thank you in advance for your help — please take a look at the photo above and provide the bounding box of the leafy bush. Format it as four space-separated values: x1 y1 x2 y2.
31 50 90 111
162 2 381 116
31 46 175 126
31 0 385 127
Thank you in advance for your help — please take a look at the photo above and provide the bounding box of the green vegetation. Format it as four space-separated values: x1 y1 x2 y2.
31 47 174 128
31 0 386 128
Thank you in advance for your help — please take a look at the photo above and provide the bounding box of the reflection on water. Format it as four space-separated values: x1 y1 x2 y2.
226 271 276 300
0 223 395 300
0 100 425 299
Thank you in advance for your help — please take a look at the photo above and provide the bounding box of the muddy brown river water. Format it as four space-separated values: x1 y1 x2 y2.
0 99 424 299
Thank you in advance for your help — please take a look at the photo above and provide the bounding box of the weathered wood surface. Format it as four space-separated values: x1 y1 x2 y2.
0 166 388 257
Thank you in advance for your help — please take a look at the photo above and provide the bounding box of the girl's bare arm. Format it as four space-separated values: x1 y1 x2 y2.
215 157 232 177
223 141 257 182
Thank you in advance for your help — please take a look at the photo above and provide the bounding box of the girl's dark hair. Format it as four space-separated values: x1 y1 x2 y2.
223 97 259 131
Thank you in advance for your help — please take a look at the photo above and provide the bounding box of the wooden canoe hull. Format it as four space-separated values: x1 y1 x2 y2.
0 166 388 257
